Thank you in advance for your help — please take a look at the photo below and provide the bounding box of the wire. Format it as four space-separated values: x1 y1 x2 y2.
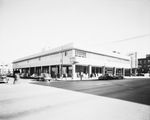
102 33 150 45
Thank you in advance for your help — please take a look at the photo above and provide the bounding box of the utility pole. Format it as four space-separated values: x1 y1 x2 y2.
61 46 63 79
2 61 4 75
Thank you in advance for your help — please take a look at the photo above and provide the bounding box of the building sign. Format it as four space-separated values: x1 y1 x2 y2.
75 50 86 58
70 57 78 64
129 52 138 68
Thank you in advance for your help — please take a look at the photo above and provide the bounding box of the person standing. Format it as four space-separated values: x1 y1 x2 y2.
80 71 83 81
13 73 19 84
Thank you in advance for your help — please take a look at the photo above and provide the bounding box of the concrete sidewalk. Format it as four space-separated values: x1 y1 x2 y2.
0 79 150 120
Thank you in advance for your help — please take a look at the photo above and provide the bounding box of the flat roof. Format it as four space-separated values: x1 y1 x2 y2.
13 43 130 63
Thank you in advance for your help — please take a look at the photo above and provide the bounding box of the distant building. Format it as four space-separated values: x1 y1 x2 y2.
0 62 13 75
13 43 131 79
138 54 150 74
127 52 138 76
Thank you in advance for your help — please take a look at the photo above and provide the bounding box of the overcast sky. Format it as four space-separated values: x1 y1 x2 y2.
0 0 150 64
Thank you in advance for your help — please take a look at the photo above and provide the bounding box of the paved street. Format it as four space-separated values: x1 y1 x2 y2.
32 77 150 105
0 77 150 120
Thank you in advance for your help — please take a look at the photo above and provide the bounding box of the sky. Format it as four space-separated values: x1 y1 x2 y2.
0 0 150 64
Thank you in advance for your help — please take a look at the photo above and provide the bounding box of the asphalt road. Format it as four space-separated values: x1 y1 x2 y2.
31 77 150 106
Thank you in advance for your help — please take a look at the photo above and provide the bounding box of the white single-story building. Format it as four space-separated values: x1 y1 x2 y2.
13 43 131 79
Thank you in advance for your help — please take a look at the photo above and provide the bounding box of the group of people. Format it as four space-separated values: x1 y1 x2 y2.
76 72 102 78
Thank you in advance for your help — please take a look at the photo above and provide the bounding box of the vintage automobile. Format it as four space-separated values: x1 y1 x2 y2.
43 73 52 81
136 73 144 76
0 75 9 83
98 74 124 80
98 74 113 80
37 73 52 81
112 75 124 79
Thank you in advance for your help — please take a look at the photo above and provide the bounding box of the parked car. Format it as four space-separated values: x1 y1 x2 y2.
20 73 29 78
37 73 52 81
136 73 144 76
98 75 107 80
98 74 113 80
0 75 9 83
30 74 38 79
113 75 124 79
43 73 52 81
37 73 45 81
98 74 124 80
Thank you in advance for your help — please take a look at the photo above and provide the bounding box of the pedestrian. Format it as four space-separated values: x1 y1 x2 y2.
13 73 19 84
65 73 67 80
80 72 83 80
